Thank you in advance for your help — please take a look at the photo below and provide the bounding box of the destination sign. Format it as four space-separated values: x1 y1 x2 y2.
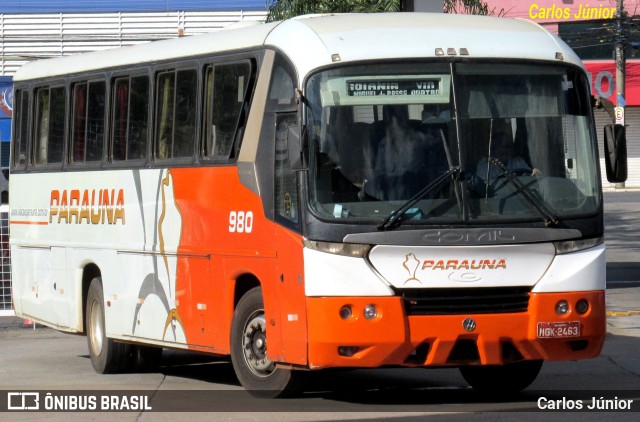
346 79 440 97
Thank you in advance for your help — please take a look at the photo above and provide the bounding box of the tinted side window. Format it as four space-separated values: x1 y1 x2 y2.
12 90 29 169
155 69 197 160
203 61 252 161
274 114 299 223
34 86 65 166
71 81 105 163
269 58 299 226
113 76 149 161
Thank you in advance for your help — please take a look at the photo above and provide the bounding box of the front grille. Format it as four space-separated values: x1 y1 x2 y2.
401 287 531 315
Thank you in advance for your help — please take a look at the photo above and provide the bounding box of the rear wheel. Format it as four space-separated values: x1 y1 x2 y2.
459 360 543 394
230 287 300 398
86 277 130 373
135 345 163 372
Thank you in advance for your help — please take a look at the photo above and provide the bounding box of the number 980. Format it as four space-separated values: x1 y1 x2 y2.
229 211 254 233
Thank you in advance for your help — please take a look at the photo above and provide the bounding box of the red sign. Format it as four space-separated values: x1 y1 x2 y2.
584 60 640 106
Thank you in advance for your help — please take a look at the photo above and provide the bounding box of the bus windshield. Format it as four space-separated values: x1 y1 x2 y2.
306 62 600 226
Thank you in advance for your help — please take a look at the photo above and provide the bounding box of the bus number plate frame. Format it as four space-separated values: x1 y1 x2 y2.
537 321 581 338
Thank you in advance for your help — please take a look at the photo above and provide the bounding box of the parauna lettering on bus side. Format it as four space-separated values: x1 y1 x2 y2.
49 188 126 225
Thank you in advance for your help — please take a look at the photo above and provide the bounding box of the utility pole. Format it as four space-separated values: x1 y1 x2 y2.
615 0 626 188
615 0 626 112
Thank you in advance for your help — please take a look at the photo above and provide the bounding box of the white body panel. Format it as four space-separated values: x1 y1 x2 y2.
303 248 394 297
368 243 555 288
268 14 581 87
533 243 606 293
10 169 187 347
303 243 605 296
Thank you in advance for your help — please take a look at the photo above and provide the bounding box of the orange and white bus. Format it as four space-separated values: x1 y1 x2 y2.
9 13 626 397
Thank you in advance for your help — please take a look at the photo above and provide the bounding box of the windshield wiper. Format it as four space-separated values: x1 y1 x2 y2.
487 158 559 227
378 167 461 231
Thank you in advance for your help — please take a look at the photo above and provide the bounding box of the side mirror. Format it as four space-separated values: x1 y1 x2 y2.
287 125 308 171
604 124 627 183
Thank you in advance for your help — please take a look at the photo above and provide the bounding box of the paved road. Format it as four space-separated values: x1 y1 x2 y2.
0 316 639 420
604 191 640 284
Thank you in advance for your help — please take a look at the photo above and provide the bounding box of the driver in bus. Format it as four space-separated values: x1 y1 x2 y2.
369 105 438 200
476 131 541 183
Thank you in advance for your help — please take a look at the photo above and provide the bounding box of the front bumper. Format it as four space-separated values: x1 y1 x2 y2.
306 290 605 369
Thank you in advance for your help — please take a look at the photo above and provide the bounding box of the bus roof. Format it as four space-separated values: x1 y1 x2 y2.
13 13 582 83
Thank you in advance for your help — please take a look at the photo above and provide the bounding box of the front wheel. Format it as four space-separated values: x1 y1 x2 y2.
459 360 543 394
230 287 300 398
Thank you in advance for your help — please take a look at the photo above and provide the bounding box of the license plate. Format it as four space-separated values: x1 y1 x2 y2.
537 321 581 338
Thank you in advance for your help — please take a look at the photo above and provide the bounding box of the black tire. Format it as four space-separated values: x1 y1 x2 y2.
230 287 301 398
459 360 543 394
135 345 163 372
85 277 130 374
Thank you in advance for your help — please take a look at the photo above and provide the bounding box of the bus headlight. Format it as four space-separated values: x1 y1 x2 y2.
556 300 570 315
363 304 378 320
554 237 603 255
303 239 371 258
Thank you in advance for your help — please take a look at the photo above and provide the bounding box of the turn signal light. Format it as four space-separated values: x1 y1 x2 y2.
576 299 589 315
339 305 352 320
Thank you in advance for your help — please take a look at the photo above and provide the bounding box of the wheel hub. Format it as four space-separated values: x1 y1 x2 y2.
242 312 275 377
89 298 103 356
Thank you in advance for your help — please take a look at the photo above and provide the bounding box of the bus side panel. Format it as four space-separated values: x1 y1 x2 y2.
9 245 24 316
113 168 191 347
117 252 187 347
67 248 119 334
11 246 70 329
11 165 310 364
274 224 308 366
12 244 119 334
175 255 212 348
221 256 280 356
169 167 308 365
168 167 280 352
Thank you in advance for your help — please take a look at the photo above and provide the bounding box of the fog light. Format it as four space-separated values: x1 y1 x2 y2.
576 299 589 315
338 346 359 357
363 304 377 320
339 305 352 320
556 300 570 315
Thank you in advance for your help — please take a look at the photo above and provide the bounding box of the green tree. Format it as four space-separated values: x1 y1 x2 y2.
444 0 507 16
444 0 487 15
266 0 400 22
266 0 502 22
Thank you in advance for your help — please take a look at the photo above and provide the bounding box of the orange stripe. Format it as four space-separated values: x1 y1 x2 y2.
11 221 49 225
